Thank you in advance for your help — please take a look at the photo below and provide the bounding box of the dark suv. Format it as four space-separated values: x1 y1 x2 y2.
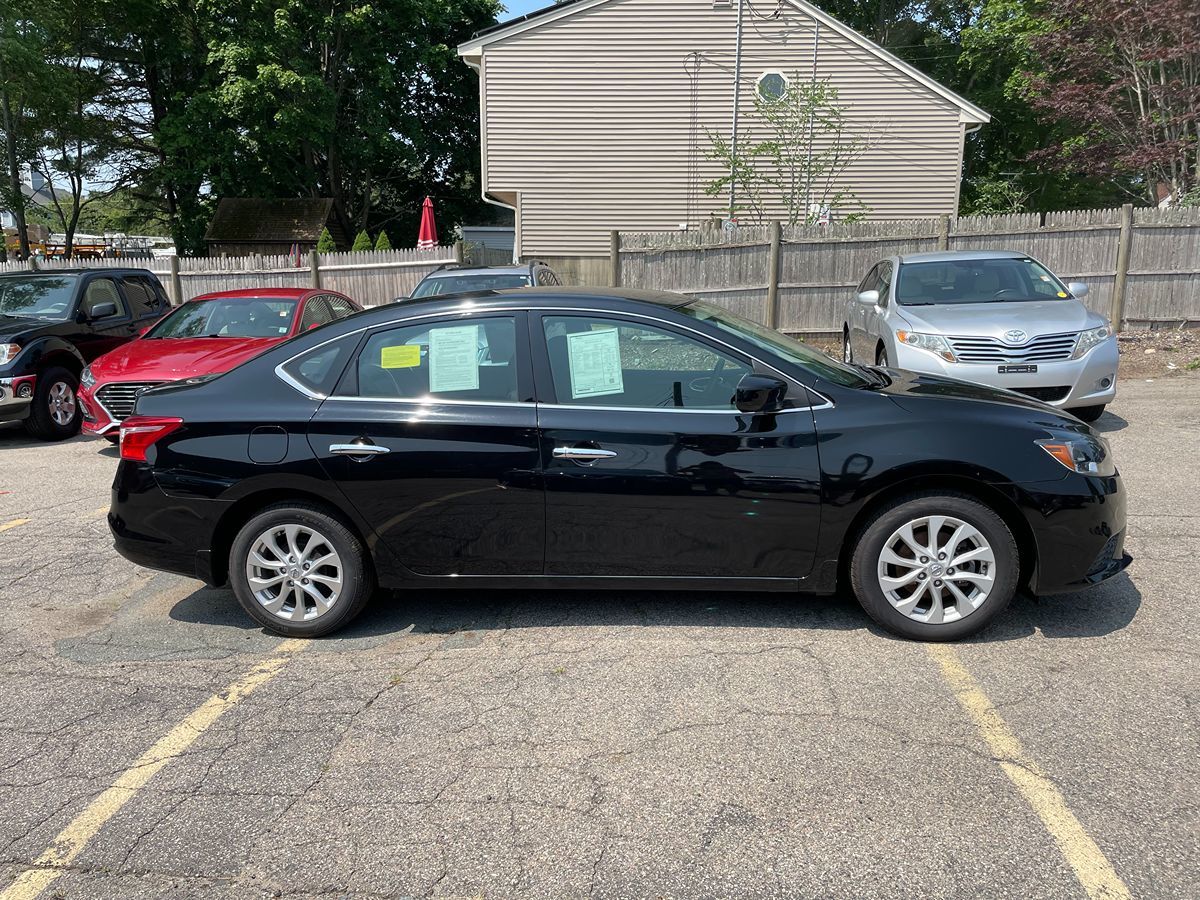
0 268 172 440
406 261 561 299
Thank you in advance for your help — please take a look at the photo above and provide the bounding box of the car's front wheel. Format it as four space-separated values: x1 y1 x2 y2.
842 329 854 363
850 492 1019 640
230 503 374 637
24 366 81 441
1071 404 1106 423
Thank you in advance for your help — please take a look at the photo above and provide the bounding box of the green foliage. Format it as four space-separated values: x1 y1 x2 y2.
373 230 392 251
316 227 336 253
351 229 372 252
960 176 1030 215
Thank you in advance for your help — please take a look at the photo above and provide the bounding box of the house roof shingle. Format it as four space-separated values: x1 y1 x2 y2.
204 198 335 244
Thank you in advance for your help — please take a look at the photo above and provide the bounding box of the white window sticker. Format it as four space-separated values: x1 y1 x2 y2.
567 328 624 398
429 325 480 393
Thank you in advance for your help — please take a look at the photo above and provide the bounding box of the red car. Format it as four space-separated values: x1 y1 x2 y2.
79 288 362 439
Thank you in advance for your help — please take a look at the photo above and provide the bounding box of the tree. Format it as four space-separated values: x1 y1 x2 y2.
706 76 877 225
1026 0 1200 204
373 229 392 251
351 229 372 252
316 226 335 253
0 0 51 258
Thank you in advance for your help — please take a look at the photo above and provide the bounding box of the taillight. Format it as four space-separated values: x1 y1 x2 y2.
119 416 183 462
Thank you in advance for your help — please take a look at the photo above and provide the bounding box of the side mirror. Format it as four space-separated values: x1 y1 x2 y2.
734 373 788 414
857 289 880 306
88 301 118 320
1067 281 1089 299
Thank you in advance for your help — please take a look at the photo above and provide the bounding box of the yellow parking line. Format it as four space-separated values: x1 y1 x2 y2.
928 645 1131 900
0 518 30 533
0 639 307 900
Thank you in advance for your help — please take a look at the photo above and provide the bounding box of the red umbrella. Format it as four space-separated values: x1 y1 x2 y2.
417 196 438 249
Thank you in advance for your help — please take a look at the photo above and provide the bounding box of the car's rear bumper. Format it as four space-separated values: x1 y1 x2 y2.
893 339 1119 410
1021 472 1131 594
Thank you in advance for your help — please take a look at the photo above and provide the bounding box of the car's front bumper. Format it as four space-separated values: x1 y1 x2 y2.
0 376 34 424
79 384 119 436
893 339 1119 410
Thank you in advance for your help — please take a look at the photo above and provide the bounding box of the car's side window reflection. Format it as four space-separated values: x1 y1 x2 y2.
542 315 751 409
349 316 519 402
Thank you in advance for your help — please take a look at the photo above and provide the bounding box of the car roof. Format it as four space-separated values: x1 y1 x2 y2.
188 288 314 302
422 265 532 278
0 266 156 277
898 250 1027 264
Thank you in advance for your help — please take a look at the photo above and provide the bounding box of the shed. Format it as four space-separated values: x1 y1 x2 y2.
204 198 347 257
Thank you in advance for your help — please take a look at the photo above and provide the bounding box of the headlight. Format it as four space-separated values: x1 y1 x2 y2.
0 343 20 365
80 366 96 389
1071 324 1111 359
1037 434 1116 476
896 331 956 363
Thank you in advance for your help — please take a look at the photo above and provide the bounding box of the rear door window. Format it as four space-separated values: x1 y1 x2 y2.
325 295 357 318
119 276 161 318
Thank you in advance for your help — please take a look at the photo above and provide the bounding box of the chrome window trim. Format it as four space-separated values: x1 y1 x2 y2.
274 304 835 410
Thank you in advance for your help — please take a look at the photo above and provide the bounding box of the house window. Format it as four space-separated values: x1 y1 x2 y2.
757 71 788 102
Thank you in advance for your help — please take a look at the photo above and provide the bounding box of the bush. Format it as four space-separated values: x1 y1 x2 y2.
351 230 373 252
316 227 336 253
374 230 393 251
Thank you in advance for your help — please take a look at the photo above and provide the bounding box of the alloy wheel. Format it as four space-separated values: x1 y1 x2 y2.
876 515 995 625
245 524 344 623
843 334 853 363
48 381 77 426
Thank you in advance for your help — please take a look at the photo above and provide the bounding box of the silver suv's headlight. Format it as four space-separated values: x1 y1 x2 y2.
1071 324 1111 359
897 331 956 363
80 366 96 389
1037 434 1116 476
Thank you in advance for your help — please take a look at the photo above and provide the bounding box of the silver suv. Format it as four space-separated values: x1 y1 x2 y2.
842 251 1118 422
406 261 561 299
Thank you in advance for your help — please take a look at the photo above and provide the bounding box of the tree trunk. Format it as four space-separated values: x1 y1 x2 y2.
0 66 31 259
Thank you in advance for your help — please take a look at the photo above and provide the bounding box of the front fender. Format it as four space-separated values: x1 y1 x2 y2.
6 336 85 377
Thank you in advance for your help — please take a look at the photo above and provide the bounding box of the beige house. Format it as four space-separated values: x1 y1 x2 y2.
459 0 989 280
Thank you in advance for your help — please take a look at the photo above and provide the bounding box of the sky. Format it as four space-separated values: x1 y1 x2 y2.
499 0 549 21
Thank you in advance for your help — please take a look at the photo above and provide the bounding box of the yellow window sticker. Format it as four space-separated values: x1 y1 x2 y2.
1056 291 1068 298
381 344 420 368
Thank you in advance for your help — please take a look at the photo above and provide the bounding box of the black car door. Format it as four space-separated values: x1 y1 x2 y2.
533 311 822 579
306 311 544 577
69 275 135 361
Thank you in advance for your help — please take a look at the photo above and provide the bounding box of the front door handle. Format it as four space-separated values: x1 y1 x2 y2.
553 446 617 461
330 441 390 460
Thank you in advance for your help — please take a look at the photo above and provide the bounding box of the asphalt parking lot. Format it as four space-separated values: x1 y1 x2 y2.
0 375 1197 899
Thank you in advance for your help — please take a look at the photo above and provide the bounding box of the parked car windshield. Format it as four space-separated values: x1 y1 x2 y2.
145 297 298 338
0 275 79 321
679 300 872 388
410 273 530 298
896 257 1071 306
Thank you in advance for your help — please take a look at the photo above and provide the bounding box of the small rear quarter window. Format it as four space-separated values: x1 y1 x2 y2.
279 334 358 396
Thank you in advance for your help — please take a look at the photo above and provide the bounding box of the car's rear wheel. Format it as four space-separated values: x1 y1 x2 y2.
850 492 1018 640
842 329 854 363
24 366 81 441
1071 404 1106 423
229 503 374 637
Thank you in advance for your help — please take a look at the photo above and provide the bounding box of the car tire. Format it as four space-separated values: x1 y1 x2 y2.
876 345 889 367
842 329 854 363
1072 404 1106 423
23 366 81 441
229 503 375 637
849 492 1019 641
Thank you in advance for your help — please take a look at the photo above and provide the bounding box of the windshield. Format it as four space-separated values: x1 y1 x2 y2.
0 275 79 321
145 297 298 338
410 273 530 298
679 300 871 388
896 257 1071 306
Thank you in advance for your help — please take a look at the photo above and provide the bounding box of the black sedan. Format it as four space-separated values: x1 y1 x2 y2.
109 288 1131 641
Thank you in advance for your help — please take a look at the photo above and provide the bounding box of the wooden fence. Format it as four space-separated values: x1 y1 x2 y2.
0 245 462 306
613 205 1200 333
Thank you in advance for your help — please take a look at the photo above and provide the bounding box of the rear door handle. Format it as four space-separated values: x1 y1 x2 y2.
552 446 617 460
330 442 390 459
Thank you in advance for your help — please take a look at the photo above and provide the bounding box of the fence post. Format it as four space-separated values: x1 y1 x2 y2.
454 240 465 265
1111 203 1133 328
937 214 950 251
765 221 782 328
609 230 621 287
27 254 38 271
309 250 321 289
168 255 183 305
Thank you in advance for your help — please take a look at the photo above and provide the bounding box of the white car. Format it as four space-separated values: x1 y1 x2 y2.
842 250 1118 422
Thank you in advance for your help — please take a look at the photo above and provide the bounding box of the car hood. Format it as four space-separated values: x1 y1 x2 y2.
90 337 283 381
0 314 62 342
894 299 1095 338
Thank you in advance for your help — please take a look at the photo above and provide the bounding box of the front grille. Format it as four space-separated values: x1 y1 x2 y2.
948 332 1079 363
95 381 164 421
1012 386 1071 403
